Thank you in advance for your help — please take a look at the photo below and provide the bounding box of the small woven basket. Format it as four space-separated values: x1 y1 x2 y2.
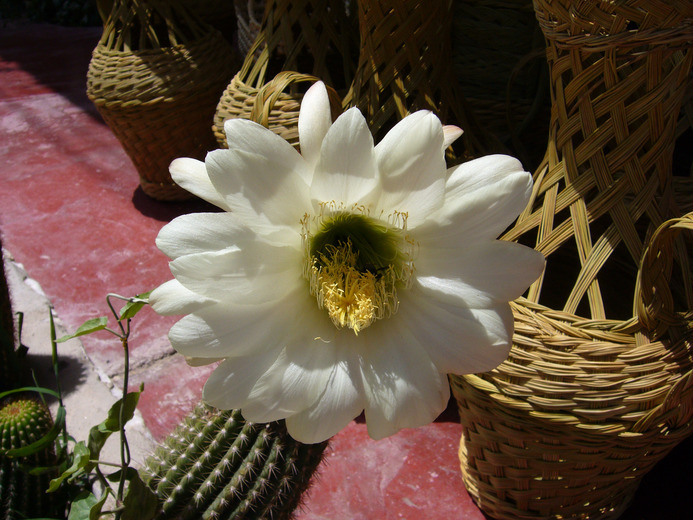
450 2 693 518
213 0 355 149
342 0 504 162
87 0 237 200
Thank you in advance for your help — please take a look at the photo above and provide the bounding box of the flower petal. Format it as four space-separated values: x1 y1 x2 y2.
396 283 514 374
284 358 364 444
206 143 311 229
416 240 545 307
156 212 254 260
241 311 349 423
168 287 309 360
359 321 450 440
443 125 463 148
374 111 446 225
420 154 532 240
169 240 303 304
311 107 379 205
299 81 333 169
202 351 280 411
149 279 215 316
169 158 231 211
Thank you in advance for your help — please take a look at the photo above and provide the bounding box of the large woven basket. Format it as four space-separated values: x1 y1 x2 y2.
87 0 237 200
450 2 693 519
213 0 355 149
451 0 549 168
342 0 505 162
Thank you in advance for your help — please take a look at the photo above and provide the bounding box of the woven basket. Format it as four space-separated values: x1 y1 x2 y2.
234 0 265 57
87 0 237 200
449 2 693 518
213 0 356 149
342 0 505 162
451 0 549 169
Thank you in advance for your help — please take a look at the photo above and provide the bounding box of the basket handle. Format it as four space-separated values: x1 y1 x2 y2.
634 212 693 338
631 212 693 433
250 71 342 128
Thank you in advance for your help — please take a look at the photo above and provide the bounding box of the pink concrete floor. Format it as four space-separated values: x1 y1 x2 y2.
0 21 691 520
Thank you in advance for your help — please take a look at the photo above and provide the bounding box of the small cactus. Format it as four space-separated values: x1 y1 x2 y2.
142 403 328 520
0 397 63 520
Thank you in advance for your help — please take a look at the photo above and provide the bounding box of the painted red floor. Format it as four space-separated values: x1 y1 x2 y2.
0 21 690 520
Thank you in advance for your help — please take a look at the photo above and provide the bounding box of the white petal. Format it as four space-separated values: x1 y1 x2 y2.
168 287 309 360
284 358 364 444
416 240 545 307
169 158 231 211
155 212 251 260
169 240 303 304
420 154 532 241
224 118 311 186
374 111 446 225
241 312 349 423
396 283 514 374
299 81 332 169
358 320 450 440
202 351 280 410
311 107 379 205
149 279 215 316
443 125 463 148
206 147 311 229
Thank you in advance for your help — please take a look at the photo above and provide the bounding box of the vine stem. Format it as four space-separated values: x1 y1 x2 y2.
105 294 133 520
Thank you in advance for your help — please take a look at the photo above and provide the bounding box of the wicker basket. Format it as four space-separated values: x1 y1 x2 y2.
87 0 237 200
449 2 693 518
342 0 505 162
451 0 549 169
213 0 356 149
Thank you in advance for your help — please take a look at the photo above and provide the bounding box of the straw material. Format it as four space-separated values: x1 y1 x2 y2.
342 0 505 162
213 0 356 149
234 0 265 57
87 0 237 200
451 0 549 168
450 2 693 518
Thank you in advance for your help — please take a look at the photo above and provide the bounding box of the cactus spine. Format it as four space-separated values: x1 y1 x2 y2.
143 403 328 520
0 398 62 520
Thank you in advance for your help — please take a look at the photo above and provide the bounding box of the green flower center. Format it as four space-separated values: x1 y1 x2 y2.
301 206 414 334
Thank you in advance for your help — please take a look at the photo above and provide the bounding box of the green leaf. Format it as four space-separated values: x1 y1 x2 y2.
48 441 91 492
121 470 160 520
0 385 60 401
89 491 109 520
87 388 142 462
118 291 151 321
67 490 99 520
3 405 66 457
56 317 108 343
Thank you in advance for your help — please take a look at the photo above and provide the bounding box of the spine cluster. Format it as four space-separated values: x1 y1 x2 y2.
143 403 327 520
0 398 62 520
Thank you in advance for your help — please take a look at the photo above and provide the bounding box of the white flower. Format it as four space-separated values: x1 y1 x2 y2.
150 82 545 444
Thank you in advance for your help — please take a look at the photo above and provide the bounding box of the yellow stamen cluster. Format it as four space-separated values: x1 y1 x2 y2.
309 243 398 334
301 206 415 335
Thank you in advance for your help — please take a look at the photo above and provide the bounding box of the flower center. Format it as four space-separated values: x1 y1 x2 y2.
301 204 414 334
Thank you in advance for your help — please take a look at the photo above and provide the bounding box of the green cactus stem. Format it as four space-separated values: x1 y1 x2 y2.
0 397 63 520
142 403 328 520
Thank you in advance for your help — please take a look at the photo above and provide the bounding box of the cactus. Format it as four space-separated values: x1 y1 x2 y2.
142 403 328 520
0 397 63 520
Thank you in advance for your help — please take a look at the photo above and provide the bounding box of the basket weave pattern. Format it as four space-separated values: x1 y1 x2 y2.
87 0 236 200
213 0 354 149
450 2 693 518
342 0 504 161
